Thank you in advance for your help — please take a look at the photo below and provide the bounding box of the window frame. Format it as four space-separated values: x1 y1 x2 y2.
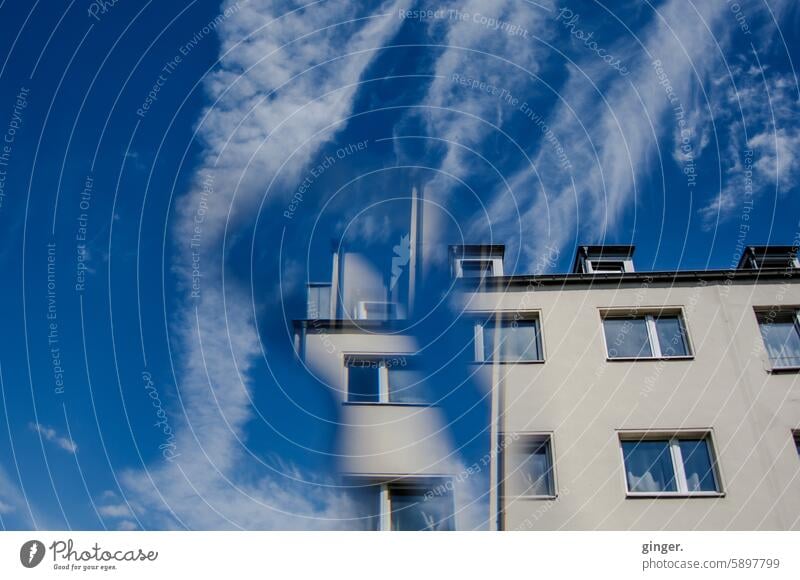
458 258 495 278
754 307 800 372
347 477 455 531
500 432 558 500
590 260 626 273
343 353 426 405
600 308 694 361
793 430 800 458
618 430 723 498
755 255 800 270
473 311 545 364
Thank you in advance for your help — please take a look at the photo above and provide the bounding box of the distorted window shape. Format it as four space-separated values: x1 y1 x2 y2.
350 485 381 531
387 366 426 404
505 435 555 497
482 318 542 362
347 360 380 403
390 485 454 531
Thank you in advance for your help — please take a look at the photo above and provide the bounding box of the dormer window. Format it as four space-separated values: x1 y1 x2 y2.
459 259 494 278
737 246 799 271
450 245 505 279
572 245 635 274
590 261 626 274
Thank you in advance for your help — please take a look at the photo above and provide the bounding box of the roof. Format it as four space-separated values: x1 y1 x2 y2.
457 267 799 291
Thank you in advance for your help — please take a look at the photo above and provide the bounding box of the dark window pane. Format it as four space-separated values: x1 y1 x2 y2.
655 316 689 357
795 433 800 457
679 439 718 492
622 440 676 492
604 318 653 358
759 313 800 368
390 486 454 531
347 363 380 403
757 256 794 269
484 319 541 361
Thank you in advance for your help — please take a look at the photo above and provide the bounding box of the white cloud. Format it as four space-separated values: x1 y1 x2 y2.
116 520 139 531
29 423 77 454
124 0 410 529
490 0 735 269
0 464 37 527
98 503 132 518
698 61 800 228
405 0 552 269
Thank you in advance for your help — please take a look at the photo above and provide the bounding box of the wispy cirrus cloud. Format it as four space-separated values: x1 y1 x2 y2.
29 422 77 454
484 0 733 269
401 0 552 269
461 0 798 268
123 0 409 529
699 61 800 227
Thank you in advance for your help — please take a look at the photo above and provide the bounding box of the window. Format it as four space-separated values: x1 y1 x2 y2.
475 315 543 362
603 312 690 359
756 310 800 369
346 359 380 403
386 365 425 404
345 356 424 404
503 434 555 498
620 433 720 495
794 431 800 458
591 260 626 273
389 484 454 531
459 259 494 278
352 481 454 531
755 255 799 270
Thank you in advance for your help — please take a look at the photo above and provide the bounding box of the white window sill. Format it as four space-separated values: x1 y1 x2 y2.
625 491 724 499
606 356 694 362
503 494 558 501
767 365 800 374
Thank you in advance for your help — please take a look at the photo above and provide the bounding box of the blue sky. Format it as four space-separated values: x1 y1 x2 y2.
0 0 798 530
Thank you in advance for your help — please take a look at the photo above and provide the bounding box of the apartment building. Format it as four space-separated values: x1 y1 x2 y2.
456 243 800 530
295 231 800 530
